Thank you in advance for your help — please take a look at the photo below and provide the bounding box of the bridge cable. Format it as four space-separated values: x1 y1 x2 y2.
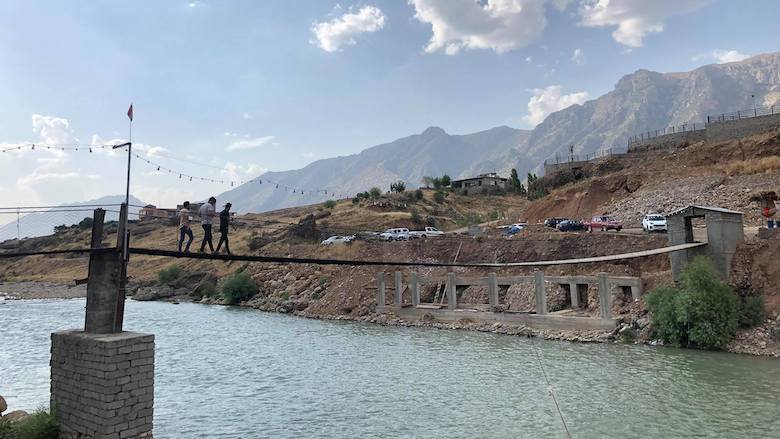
531 336 572 439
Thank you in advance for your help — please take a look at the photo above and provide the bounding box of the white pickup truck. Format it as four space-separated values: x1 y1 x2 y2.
409 226 444 238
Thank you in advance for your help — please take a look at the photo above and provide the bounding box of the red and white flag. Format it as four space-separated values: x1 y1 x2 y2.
127 103 134 121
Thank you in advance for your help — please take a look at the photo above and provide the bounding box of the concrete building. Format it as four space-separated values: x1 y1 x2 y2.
138 204 177 221
666 205 744 281
451 173 509 195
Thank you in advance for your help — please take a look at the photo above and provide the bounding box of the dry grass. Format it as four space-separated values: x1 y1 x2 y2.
717 156 780 176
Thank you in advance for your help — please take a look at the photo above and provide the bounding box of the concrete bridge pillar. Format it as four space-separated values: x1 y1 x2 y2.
377 272 386 307
394 271 403 307
488 273 499 311
534 270 547 315
568 283 579 308
446 272 457 310
410 272 420 307
597 273 611 319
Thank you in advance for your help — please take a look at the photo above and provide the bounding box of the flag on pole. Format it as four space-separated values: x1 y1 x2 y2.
127 104 134 121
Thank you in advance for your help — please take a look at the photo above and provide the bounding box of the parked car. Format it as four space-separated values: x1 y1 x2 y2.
320 235 355 246
409 226 444 238
556 220 586 232
642 214 667 233
544 217 569 228
506 224 524 235
584 216 623 232
379 228 410 241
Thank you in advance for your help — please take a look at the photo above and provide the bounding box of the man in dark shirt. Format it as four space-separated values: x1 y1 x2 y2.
216 203 232 255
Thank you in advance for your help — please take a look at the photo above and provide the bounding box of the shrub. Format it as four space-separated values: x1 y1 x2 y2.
77 217 93 230
646 257 739 349
351 197 360 204
441 174 451 187
324 199 337 209
369 187 382 199
12 409 59 439
220 272 258 304
433 191 445 203
410 208 422 224
458 212 483 227
0 419 15 439
414 189 423 200
739 296 766 328
157 266 184 285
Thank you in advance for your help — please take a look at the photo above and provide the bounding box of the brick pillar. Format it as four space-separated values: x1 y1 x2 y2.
51 330 154 439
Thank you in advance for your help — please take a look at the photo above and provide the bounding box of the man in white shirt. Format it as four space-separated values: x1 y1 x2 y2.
178 201 194 253
198 196 217 253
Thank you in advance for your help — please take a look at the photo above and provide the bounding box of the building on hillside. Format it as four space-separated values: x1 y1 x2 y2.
138 204 178 221
451 173 509 195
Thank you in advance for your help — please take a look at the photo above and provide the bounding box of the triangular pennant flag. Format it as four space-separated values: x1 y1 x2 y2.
127 104 134 121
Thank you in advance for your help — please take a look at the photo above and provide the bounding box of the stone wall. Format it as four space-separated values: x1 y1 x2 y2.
51 330 154 439
706 112 780 142
627 129 706 152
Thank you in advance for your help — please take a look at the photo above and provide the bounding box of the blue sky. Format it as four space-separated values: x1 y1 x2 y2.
0 0 778 209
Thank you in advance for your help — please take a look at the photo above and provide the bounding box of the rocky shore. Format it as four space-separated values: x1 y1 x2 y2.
0 281 85 300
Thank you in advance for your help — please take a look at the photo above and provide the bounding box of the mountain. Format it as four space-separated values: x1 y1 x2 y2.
219 52 780 213
0 195 147 241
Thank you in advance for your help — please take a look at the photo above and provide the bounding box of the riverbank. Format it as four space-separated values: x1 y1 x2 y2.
5 280 779 357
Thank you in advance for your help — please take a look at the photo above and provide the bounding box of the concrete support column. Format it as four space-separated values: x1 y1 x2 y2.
410 272 420 307
487 273 499 311
630 282 642 301
394 271 403 307
569 283 579 308
534 270 547 315
446 272 457 310
51 330 154 439
597 273 611 319
377 272 385 307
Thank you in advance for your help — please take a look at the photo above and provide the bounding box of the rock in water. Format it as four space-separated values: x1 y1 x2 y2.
0 394 6 413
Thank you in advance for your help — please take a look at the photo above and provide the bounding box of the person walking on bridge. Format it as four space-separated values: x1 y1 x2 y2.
178 201 194 253
199 196 217 253
216 202 232 255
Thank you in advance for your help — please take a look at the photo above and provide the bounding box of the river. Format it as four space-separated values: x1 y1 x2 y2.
1 299 778 438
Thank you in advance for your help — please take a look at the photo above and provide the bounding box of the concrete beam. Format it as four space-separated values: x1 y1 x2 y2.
394 271 403 308
569 283 579 308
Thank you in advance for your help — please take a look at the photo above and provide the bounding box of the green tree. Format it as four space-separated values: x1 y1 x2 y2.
78 217 94 230
509 168 526 195
324 199 337 209
414 189 424 200
646 257 740 349
441 174 451 187
220 272 259 305
390 180 406 193
369 187 382 199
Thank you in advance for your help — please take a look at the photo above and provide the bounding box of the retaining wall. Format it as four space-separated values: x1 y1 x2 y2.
706 112 780 142
627 129 706 152
51 330 154 439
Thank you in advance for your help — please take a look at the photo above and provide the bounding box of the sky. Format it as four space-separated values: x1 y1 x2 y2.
0 0 779 210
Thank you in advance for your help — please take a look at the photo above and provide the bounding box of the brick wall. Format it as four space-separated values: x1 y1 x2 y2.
51 330 154 439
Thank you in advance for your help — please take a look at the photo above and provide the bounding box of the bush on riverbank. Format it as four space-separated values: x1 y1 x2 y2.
738 296 766 328
157 266 184 285
646 257 739 349
0 409 58 439
220 272 258 304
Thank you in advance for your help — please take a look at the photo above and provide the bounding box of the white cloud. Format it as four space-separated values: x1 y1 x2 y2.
221 161 267 182
241 113 253 120
579 0 709 47
552 0 574 11
31 114 78 145
311 5 386 52
571 48 585 65
409 0 546 55
226 136 275 151
523 85 589 126
711 49 750 64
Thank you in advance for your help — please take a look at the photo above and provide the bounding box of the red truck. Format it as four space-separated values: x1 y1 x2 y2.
584 215 623 232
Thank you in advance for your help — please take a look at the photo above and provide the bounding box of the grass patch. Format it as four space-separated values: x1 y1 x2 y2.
220 272 258 305
717 156 780 176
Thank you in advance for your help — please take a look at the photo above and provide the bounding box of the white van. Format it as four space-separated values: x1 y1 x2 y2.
379 228 410 241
